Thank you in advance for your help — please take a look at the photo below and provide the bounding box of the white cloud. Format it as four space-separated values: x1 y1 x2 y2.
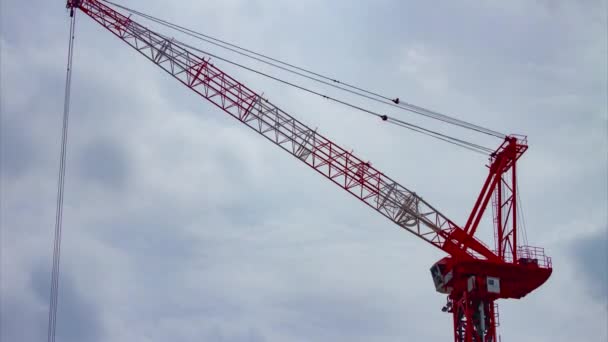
399 45 449 92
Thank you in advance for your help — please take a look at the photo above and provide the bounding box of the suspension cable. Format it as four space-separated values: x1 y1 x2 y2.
47 10 76 342
101 0 506 139
387 118 494 154
95 0 494 154
158 31 494 154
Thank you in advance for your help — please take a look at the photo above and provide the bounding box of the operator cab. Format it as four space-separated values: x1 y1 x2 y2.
430 257 453 294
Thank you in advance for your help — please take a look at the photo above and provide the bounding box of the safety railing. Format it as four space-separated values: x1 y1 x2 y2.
499 245 552 268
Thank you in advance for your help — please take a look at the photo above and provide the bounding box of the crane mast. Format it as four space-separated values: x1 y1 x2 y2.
66 1 553 341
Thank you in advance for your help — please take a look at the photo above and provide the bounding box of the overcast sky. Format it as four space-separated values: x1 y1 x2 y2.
1 0 607 341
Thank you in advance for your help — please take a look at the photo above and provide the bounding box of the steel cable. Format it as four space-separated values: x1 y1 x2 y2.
96 0 496 154
101 0 505 139
47 10 76 342
158 32 494 154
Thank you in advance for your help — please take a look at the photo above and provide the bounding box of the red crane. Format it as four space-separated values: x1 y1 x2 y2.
65 1 553 340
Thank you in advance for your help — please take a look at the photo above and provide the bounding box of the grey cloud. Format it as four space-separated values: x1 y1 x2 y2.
0 116 40 179
1 263 102 342
277 293 396 340
90 207 201 272
76 138 130 189
572 229 608 302
204 326 267 342
0 294 47 342
31 265 103 342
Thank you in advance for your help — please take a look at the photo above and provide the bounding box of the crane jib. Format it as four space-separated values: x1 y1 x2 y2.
73 0 497 259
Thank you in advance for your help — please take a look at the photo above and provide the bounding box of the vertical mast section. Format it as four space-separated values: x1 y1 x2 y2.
71 0 498 260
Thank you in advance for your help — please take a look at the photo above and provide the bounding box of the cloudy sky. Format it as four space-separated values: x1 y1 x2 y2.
1 0 607 341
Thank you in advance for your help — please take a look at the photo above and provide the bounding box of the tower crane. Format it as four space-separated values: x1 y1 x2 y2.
63 1 553 340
